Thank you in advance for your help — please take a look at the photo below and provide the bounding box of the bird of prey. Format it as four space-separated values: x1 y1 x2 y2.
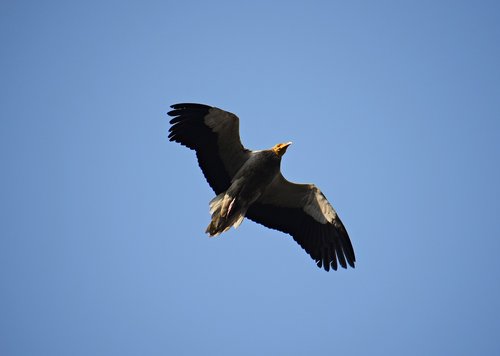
168 103 355 271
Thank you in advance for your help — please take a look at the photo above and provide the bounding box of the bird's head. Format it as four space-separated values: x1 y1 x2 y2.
272 142 292 157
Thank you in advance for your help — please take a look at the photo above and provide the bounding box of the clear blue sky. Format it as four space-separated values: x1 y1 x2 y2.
1 1 499 355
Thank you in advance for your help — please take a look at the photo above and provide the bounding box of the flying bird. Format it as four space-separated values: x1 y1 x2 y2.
167 103 355 271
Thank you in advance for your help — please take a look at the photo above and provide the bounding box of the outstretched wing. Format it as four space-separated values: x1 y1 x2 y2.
246 174 355 271
168 103 251 194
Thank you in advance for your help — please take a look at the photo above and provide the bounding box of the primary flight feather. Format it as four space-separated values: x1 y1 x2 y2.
168 103 355 271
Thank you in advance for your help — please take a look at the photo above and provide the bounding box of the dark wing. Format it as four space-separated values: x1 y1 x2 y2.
246 174 355 271
168 103 251 194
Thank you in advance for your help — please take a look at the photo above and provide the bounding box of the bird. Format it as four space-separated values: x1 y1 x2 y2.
167 103 355 271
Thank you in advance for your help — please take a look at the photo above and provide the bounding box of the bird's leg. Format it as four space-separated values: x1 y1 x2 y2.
226 197 236 217
220 194 234 218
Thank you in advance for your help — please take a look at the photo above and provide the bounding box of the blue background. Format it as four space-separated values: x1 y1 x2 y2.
1 1 499 355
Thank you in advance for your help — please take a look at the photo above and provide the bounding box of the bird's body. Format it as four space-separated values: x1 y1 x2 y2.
168 103 355 271
206 147 285 236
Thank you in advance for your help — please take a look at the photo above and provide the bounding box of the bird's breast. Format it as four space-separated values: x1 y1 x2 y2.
231 152 280 201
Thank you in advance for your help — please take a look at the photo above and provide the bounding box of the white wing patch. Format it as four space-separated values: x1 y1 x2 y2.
204 108 238 133
257 175 339 225
303 187 337 224
203 107 249 178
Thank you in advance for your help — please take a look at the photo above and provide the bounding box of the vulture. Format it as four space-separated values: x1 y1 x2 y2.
167 103 355 271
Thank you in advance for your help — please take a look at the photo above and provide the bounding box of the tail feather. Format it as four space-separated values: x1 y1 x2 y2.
206 193 247 236
209 193 225 215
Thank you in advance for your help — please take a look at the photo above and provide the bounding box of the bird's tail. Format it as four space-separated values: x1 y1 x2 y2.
206 192 246 237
